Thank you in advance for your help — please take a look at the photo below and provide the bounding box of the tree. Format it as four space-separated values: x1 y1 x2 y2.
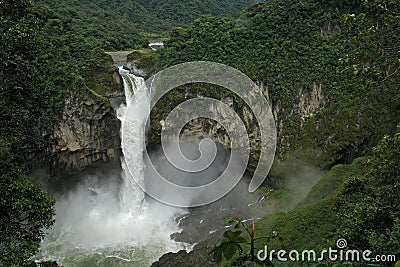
0 142 55 266
335 126 400 260
1 1 56 265
336 5 400 258
340 0 400 82
1 0 56 162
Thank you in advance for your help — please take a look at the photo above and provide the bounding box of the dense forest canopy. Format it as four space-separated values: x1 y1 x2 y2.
32 0 254 50
1 1 57 265
1 0 399 265
122 2 398 264
160 0 400 168
157 1 399 263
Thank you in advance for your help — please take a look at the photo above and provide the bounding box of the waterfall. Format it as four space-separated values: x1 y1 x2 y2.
35 67 189 266
117 67 147 213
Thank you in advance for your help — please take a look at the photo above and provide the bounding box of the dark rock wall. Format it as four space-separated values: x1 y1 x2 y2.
32 54 124 192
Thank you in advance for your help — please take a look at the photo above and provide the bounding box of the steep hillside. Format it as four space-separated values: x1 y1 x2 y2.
32 0 254 50
152 0 399 178
93 0 254 28
148 0 399 265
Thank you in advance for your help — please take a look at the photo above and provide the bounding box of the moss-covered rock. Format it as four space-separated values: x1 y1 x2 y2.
35 50 123 177
83 48 123 97
126 49 161 78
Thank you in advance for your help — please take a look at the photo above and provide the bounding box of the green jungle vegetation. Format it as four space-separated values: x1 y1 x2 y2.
0 0 255 265
150 0 400 265
212 128 399 266
32 0 254 50
1 0 399 265
158 0 400 169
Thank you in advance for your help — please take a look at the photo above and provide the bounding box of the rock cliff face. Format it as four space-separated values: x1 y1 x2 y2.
46 89 122 174
33 54 124 186
151 82 325 178
267 82 326 158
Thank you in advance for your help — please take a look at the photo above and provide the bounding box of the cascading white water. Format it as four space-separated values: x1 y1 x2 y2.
35 68 189 266
117 68 147 213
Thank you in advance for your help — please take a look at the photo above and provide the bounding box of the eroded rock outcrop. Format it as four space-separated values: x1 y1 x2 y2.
46 89 122 174
151 82 325 177
33 53 124 185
